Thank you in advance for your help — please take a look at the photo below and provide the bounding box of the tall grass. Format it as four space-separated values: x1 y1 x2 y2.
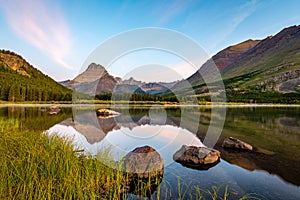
0 119 256 199
0 118 130 199
0 118 21 132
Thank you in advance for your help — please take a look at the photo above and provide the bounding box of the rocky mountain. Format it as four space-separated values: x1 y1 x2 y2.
72 63 113 84
0 50 32 77
216 39 261 70
0 50 72 102
222 25 300 79
174 25 300 103
121 77 143 86
66 63 178 96
184 39 260 86
65 63 118 94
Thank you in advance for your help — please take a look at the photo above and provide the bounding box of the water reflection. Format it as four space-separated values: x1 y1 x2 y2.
1 105 300 199
47 106 300 187
48 107 204 166
217 107 300 186
0 105 72 130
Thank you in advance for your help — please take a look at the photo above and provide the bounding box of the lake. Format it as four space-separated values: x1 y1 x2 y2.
0 104 299 199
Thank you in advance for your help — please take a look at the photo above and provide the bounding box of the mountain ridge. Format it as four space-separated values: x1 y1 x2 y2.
0 50 72 102
173 25 300 103
65 63 179 96
182 39 261 87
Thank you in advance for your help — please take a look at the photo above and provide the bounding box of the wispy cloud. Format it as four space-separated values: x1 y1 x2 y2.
0 0 72 69
209 0 258 52
155 0 194 25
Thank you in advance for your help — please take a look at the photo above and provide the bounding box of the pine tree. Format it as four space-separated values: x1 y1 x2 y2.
8 85 15 102
20 87 26 101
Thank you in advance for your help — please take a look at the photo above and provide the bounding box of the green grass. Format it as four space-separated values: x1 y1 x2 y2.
0 118 130 199
0 118 256 199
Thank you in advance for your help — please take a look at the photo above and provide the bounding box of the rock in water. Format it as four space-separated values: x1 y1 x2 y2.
222 137 253 151
122 146 164 179
173 145 220 169
46 105 61 115
96 108 120 118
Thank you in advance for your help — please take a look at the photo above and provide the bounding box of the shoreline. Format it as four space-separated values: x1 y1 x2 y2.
1 102 300 108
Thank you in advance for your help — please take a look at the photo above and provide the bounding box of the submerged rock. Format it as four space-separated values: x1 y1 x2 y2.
222 137 253 151
46 105 61 115
173 145 220 169
96 108 120 118
122 145 164 179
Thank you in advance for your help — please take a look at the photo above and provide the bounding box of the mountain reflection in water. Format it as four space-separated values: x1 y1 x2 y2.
46 106 300 188
48 110 204 166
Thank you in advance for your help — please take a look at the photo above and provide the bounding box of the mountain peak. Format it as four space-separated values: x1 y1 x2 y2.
122 77 143 86
73 63 108 83
86 63 105 70
279 24 300 34
227 39 261 51
211 39 260 70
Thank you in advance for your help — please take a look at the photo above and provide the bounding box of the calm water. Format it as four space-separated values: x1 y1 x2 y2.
1 105 300 199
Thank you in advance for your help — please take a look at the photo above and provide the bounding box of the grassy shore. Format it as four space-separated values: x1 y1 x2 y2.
0 118 133 199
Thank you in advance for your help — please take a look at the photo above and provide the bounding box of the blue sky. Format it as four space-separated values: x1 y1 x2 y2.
0 0 300 81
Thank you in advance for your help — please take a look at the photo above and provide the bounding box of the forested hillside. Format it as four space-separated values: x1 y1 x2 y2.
0 50 72 102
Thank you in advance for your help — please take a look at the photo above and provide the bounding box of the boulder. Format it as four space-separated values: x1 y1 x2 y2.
96 108 120 118
222 137 253 151
173 145 220 169
122 146 164 179
46 105 61 115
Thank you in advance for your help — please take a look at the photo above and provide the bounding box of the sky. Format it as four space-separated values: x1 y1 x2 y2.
0 0 300 82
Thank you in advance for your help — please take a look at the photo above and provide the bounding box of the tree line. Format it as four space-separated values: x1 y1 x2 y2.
226 90 300 104
95 92 179 102
0 63 72 102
